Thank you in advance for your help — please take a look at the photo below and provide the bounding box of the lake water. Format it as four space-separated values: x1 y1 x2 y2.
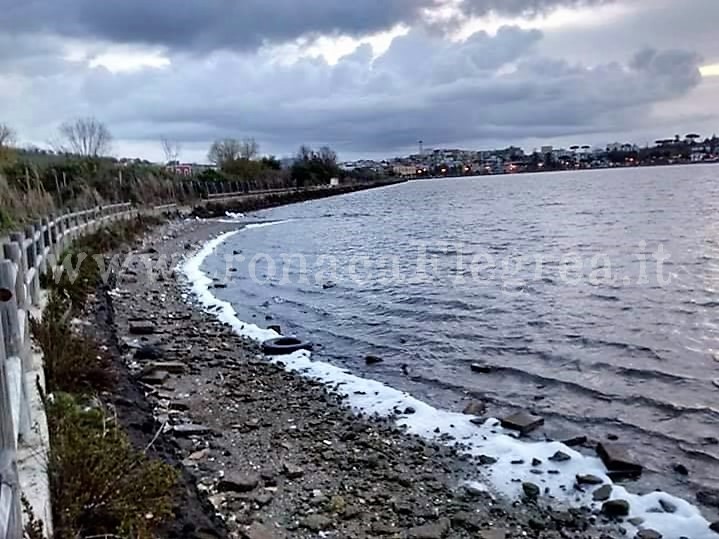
203 164 719 516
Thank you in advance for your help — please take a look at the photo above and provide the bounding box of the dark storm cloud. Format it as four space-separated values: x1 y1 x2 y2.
0 1 712 159
0 0 612 51
72 28 698 154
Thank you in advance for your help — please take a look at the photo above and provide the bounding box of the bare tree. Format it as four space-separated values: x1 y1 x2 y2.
239 138 259 160
208 138 243 169
58 117 113 157
318 145 337 166
161 137 182 164
0 123 16 148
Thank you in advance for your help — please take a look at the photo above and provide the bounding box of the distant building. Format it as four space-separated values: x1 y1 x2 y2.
392 164 419 177
166 163 217 176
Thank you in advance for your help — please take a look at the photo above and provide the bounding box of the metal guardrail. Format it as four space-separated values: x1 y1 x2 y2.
0 201 172 537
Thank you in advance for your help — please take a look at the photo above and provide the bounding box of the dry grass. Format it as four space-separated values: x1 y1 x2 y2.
44 216 164 311
0 173 55 232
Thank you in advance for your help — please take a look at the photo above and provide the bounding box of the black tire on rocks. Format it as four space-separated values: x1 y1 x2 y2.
262 337 313 355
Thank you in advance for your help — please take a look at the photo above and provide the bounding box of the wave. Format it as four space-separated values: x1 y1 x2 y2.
179 228 716 539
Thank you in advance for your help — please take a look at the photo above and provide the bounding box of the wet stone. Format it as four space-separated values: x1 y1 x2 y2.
593 485 613 502
576 474 604 486
522 482 541 500
658 499 677 514
470 363 493 374
562 435 588 447
549 451 571 462
365 355 384 365
602 499 630 517
635 530 662 539
597 442 643 478
500 411 544 435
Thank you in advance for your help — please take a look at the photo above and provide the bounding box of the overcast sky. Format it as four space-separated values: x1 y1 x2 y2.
1 0 718 162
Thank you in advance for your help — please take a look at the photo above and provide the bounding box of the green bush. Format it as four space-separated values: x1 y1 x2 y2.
47 394 177 538
30 293 114 394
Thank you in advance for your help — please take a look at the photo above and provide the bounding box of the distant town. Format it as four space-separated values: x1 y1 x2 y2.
339 134 719 179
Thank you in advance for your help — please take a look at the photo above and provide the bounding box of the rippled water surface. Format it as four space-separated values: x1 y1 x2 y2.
205 165 719 511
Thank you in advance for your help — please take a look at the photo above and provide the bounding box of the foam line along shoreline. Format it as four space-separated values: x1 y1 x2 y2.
181 219 717 539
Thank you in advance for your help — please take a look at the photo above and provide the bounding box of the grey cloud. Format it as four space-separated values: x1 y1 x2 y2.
538 0 719 65
0 15 708 158
0 0 614 52
97 28 702 152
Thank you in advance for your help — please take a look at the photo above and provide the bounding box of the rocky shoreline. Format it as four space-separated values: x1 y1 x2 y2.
92 217 624 538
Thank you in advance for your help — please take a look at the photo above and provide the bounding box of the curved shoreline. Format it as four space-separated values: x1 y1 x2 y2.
110 216 613 538
182 217 717 539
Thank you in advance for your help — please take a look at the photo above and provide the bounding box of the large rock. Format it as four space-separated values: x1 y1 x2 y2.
500 411 544 435
709 521 719 533
602 499 630 517
217 472 260 493
407 518 451 539
597 442 643 478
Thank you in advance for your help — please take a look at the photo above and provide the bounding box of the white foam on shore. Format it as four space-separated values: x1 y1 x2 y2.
181 227 716 539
